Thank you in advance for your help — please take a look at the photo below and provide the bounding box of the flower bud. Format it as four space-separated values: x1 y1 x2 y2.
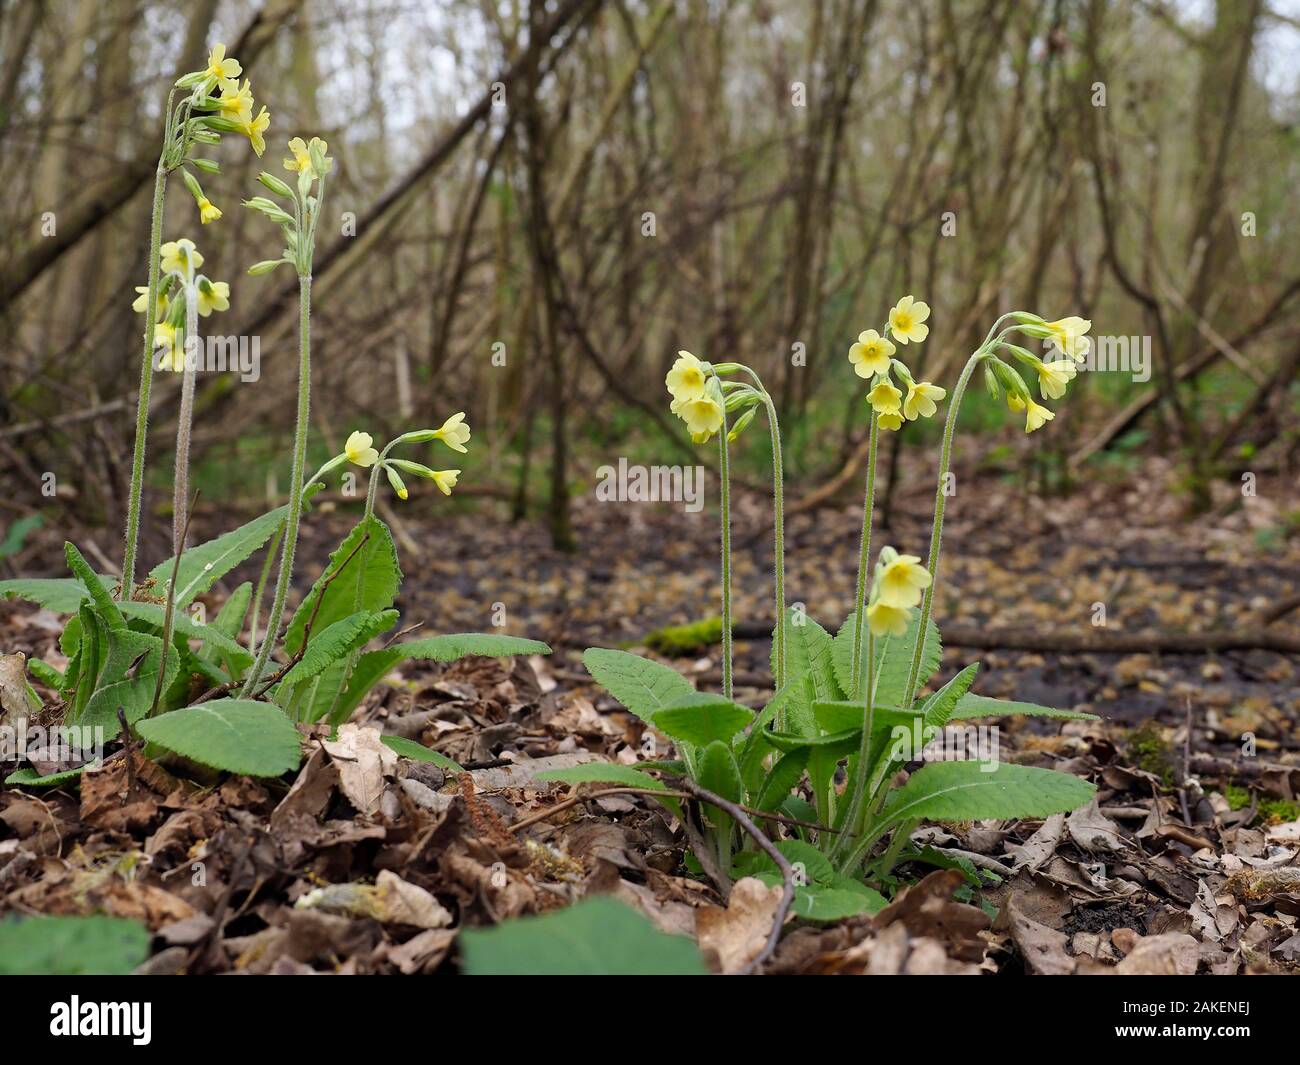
384 465 409 501
248 259 285 276
191 158 221 174
258 172 294 198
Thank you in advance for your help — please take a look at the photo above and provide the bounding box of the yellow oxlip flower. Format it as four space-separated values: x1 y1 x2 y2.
432 412 471 453
878 411 904 432
218 79 254 122
866 379 902 416
283 136 313 174
877 553 931 609
903 380 947 420
154 323 183 372
847 329 894 378
432 469 460 496
673 394 725 442
1035 359 1077 401
195 278 230 317
133 286 168 319
345 431 379 467
207 44 242 82
867 599 911 637
665 350 707 403
197 197 222 224
239 106 271 157
1024 398 1055 433
160 239 202 275
1044 316 1091 361
888 295 931 345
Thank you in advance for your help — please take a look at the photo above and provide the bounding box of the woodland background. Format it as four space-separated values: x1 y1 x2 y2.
0 0 1297 562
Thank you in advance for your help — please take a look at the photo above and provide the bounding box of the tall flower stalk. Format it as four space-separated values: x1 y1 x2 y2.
900 311 1092 705
119 44 269 599
240 138 331 694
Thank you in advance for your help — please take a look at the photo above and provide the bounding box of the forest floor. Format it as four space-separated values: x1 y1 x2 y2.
1 456 1298 974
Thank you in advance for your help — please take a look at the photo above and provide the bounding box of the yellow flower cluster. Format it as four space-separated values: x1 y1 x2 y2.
666 350 725 443
342 413 469 502
133 238 229 372
866 546 931 636
994 315 1093 432
849 296 947 432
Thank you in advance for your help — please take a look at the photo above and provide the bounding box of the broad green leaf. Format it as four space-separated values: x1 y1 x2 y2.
877 761 1096 834
460 896 707 975
581 647 695 724
147 505 290 608
786 882 888 921
921 663 980 729
74 626 179 738
833 612 942 707
0 576 112 613
951 693 1098 721
651 695 753 748
379 735 463 772
812 700 919 735
0 915 150 975
136 699 302 777
279 609 398 687
284 516 400 655
328 633 551 725
737 682 798 790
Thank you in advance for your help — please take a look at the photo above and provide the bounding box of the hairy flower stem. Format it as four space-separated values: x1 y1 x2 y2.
118 164 168 600
718 422 734 701
848 415 879 698
831 630 875 870
899 353 979 707
172 286 199 554
241 274 312 695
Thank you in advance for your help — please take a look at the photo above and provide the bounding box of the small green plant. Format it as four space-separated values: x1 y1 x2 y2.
0 44 547 785
545 299 1098 918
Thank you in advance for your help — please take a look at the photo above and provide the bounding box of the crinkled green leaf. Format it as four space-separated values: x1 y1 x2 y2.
581 647 695 725
135 699 301 777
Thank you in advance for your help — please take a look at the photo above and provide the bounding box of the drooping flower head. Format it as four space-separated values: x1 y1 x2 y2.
866 598 910 637
866 379 902 416
666 350 708 403
903 380 947 421
195 277 230 317
1035 359 1077 401
673 394 725 443
239 106 271 157
160 239 202 277
888 295 931 345
432 412 471 453
345 431 379 467
1044 316 1091 361
875 546 932 609
432 469 460 496
206 44 242 83
1024 398 1055 433
217 79 255 122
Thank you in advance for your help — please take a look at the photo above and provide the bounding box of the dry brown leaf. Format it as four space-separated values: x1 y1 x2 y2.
696 876 782 974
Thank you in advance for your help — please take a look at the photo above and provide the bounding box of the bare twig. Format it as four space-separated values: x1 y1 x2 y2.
665 775 796 975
